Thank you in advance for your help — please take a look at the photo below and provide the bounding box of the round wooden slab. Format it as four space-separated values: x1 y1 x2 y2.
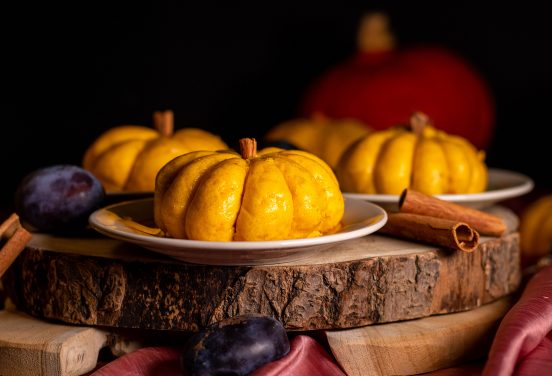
326 297 514 375
2 212 520 331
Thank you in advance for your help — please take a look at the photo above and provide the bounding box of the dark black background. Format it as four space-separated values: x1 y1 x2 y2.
6 2 552 211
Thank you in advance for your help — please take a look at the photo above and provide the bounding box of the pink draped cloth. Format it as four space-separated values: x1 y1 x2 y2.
250 335 345 376
482 264 552 375
91 335 345 376
91 347 182 376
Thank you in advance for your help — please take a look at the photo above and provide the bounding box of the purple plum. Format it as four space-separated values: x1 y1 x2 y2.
15 165 105 232
181 314 290 376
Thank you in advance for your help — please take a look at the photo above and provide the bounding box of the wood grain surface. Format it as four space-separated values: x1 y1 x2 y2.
0 310 107 376
326 298 513 376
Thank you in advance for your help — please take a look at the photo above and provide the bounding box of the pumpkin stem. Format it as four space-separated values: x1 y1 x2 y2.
312 112 328 123
410 112 431 136
357 12 396 53
153 110 174 137
240 138 257 159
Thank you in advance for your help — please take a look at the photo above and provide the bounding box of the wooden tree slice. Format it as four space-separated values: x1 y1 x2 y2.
0 310 108 376
326 297 514 375
3 227 520 331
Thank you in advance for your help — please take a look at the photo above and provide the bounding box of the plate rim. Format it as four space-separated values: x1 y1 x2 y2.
342 167 534 203
89 197 388 252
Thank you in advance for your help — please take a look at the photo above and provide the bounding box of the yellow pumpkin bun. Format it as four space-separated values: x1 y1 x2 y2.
336 112 487 195
83 111 227 192
154 138 344 241
264 114 370 169
520 194 552 266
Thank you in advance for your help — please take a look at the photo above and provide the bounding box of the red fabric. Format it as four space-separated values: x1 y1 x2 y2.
514 334 552 375
483 265 552 376
91 347 181 376
91 335 344 376
251 335 346 376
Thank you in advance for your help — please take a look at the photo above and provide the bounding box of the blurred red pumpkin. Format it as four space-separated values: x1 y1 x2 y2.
300 13 495 149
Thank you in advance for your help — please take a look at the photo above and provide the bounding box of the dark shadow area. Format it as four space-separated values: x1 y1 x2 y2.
7 2 552 210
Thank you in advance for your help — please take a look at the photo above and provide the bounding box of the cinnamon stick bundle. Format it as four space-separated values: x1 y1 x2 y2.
0 213 32 278
380 212 480 252
399 189 506 237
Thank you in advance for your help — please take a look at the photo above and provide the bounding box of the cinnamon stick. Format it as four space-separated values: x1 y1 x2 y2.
0 213 32 278
399 189 506 237
379 212 480 252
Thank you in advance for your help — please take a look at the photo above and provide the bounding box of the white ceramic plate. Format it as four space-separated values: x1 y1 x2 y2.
89 198 387 266
343 168 534 210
